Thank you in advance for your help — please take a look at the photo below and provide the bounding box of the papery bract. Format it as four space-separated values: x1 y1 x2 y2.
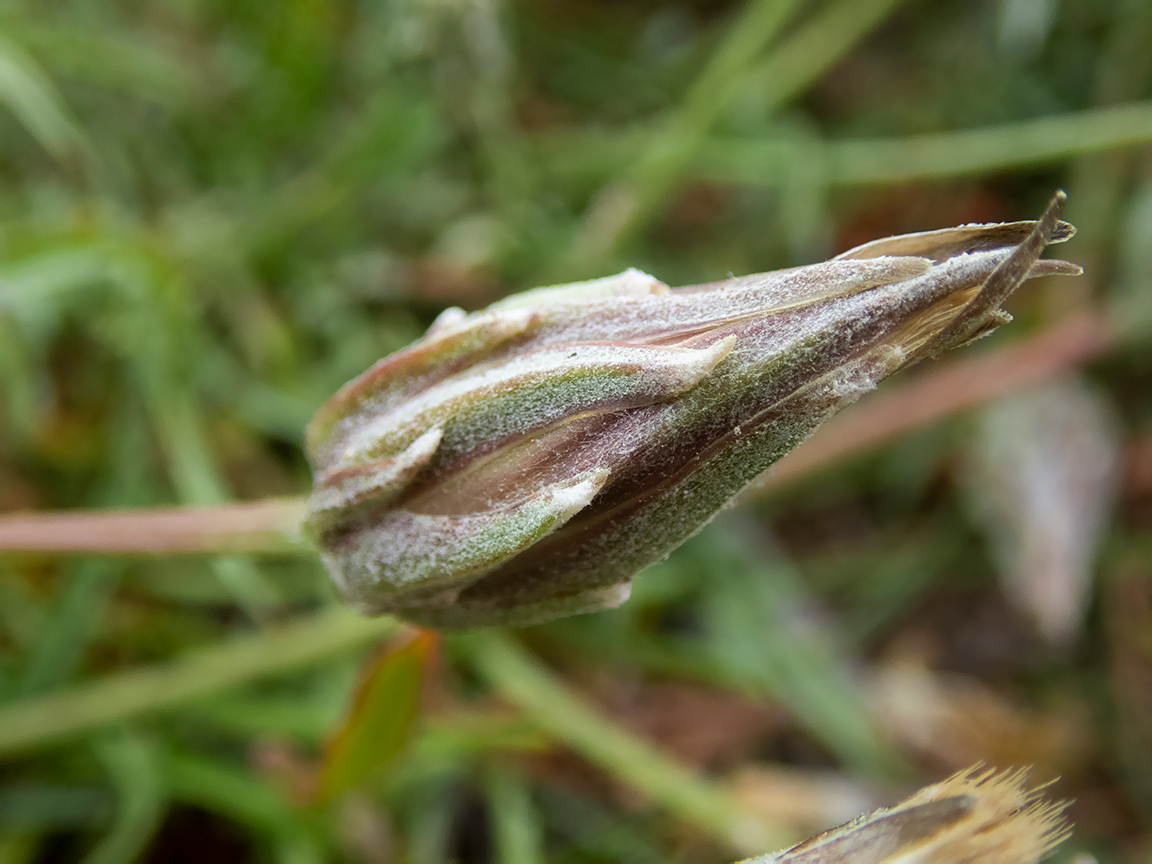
304 194 1079 628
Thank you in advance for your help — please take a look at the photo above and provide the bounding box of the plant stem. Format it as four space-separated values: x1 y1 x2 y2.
460 629 793 855
562 0 909 269
0 608 401 758
563 0 804 269
699 101 1152 186
0 497 307 556
540 101 1152 190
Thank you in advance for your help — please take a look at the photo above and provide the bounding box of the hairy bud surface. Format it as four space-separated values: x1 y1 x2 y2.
305 195 1079 628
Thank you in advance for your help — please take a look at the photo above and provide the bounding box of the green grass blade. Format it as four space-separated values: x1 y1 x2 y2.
460 629 793 855
84 733 166 864
0 610 400 759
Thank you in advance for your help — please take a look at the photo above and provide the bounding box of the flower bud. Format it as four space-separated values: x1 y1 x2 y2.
305 194 1079 628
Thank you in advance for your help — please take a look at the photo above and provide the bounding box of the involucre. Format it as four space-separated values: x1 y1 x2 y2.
304 194 1078 628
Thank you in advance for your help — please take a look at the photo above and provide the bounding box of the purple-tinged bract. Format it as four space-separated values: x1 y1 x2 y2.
304 194 1079 628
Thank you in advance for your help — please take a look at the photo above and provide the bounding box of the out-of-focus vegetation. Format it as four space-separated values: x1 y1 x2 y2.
1 0 1150 861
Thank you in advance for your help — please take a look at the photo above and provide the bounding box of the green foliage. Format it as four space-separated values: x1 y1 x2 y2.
2 0 1151 861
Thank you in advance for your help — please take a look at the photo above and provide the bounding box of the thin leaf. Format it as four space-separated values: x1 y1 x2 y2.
316 628 436 804
482 767 544 864
85 733 165 864
0 34 93 166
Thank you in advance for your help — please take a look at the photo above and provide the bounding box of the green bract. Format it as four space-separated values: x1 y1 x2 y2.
305 195 1079 628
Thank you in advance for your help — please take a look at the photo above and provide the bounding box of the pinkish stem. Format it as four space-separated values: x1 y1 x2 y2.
0 497 308 556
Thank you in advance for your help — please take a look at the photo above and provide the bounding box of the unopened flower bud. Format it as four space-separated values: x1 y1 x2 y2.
305 194 1079 628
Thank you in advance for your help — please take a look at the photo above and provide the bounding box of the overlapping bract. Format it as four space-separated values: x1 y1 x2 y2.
305 196 1078 628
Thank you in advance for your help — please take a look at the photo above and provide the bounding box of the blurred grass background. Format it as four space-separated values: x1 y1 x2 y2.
1 0 1151 861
